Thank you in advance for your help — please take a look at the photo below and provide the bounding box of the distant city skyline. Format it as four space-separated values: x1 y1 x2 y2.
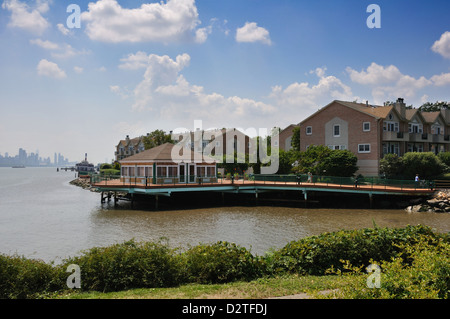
0 147 75 167
1 1 449 164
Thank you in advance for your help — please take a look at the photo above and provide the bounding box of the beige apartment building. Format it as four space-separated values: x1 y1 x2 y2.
299 98 450 176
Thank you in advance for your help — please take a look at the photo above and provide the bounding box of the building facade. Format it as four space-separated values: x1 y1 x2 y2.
119 143 217 185
300 98 450 176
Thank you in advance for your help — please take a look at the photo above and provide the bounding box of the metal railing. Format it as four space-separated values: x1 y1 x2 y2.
90 173 434 191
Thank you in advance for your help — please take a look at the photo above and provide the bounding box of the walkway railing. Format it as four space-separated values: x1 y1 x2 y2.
90 173 434 191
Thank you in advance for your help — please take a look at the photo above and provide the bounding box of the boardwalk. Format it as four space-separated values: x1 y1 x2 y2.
91 175 435 208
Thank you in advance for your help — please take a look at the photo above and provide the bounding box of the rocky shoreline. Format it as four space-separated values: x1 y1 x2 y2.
69 177 100 192
406 190 450 213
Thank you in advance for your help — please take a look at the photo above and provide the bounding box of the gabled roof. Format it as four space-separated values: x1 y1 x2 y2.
420 111 444 124
299 100 396 125
119 143 215 163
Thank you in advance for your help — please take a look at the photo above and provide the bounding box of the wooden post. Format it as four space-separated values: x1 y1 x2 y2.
155 195 159 210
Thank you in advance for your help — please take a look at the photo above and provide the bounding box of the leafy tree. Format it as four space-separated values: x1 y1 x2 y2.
320 150 358 177
380 153 404 178
293 145 331 175
418 101 449 112
291 126 300 152
143 129 173 150
401 152 446 180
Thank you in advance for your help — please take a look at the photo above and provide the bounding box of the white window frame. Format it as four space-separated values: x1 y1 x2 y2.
363 122 370 132
358 144 371 153
306 126 312 135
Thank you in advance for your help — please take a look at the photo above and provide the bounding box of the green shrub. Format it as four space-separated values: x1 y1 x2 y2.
62 239 182 292
0 254 62 299
182 241 265 284
267 225 439 276
331 236 450 299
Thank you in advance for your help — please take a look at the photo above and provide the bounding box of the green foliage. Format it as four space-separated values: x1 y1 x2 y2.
332 236 450 299
381 152 447 179
143 129 173 150
62 239 182 292
0 254 62 299
1 226 448 298
320 150 358 177
291 126 300 152
293 146 358 177
438 152 450 167
100 163 113 170
380 153 403 178
418 101 449 112
182 241 264 284
267 225 439 276
402 152 446 179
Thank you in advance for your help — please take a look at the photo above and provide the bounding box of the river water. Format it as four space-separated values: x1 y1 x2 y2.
0 167 449 263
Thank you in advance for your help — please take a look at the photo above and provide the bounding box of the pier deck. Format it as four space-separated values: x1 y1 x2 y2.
92 175 435 206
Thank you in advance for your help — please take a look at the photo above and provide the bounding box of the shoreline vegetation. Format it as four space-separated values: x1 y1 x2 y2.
1 225 448 299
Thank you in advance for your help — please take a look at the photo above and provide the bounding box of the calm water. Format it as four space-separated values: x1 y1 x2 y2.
0 167 449 263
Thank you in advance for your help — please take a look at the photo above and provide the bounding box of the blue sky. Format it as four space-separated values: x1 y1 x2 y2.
0 0 449 164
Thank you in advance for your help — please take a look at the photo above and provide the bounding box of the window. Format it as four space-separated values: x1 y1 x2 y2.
328 145 347 150
358 144 371 153
363 122 370 132
333 125 340 137
306 126 312 135
384 121 399 132
383 143 399 156
409 123 423 134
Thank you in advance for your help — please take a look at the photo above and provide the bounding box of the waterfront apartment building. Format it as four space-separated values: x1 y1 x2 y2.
115 135 146 161
299 98 450 176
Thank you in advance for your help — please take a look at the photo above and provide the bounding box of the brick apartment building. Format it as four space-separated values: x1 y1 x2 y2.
299 98 450 176
116 128 254 162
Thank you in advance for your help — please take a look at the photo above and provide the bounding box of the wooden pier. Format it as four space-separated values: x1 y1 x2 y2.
91 175 435 210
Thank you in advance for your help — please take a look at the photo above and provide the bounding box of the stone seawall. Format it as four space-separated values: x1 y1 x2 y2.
70 177 99 192
406 190 450 213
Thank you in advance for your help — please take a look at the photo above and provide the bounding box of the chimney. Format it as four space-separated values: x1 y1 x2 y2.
394 98 406 119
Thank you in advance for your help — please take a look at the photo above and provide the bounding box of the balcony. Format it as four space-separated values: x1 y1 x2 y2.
432 134 450 143
409 133 429 142
382 131 409 141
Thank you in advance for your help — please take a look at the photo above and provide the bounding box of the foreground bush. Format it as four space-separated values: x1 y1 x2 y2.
0 254 62 299
267 225 440 275
62 239 182 292
331 236 450 299
182 241 265 284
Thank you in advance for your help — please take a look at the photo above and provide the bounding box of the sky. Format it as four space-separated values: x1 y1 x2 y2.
0 0 449 164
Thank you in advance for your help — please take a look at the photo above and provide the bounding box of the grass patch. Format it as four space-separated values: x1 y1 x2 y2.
50 274 348 299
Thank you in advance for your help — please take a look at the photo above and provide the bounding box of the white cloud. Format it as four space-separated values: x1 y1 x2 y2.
30 38 59 50
37 59 66 79
81 0 202 43
195 26 212 44
57 23 70 36
73 66 83 74
128 53 275 128
30 38 89 59
431 73 450 86
119 51 150 70
346 62 432 103
2 0 50 35
432 31 450 59
270 67 356 111
236 22 272 45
